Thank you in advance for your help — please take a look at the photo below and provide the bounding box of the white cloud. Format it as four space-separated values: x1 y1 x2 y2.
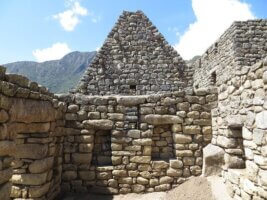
174 0 255 60
33 43 71 62
53 1 88 31
53 1 101 31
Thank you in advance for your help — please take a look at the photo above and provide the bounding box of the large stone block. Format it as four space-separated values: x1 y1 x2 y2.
13 144 48 159
174 134 192 144
159 176 173 184
62 171 77 181
83 119 113 130
152 161 169 169
78 171 95 181
183 125 201 134
0 141 16 156
0 109 9 123
117 96 146 106
256 111 267 129
9 98 55 123
72 153 92 164
11 172 48 185
28 182 50 198
217 136 237 148
0 168 13 184
29 157 54 173
202 144 224 176
7 122 50 136
130 156 151 164
0 182 11 200
131 184 145 193
145 114 183 125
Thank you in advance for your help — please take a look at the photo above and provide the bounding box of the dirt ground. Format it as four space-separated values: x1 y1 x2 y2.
62 176 232 200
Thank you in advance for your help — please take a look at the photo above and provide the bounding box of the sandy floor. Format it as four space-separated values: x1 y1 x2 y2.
61 176 232 200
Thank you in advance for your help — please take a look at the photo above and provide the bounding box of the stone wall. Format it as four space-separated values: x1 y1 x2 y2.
193 19 267 88
209 58 267 200
60 88 217 194
0 66 66 200
76 11 191 95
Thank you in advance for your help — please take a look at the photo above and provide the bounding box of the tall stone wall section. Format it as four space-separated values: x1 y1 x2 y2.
76 11 191 95
0 66 66 200
193 20 267 88
60 88 217 194
209 59 267 200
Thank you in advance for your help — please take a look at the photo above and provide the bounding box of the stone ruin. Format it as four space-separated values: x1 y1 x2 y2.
0 10 266 200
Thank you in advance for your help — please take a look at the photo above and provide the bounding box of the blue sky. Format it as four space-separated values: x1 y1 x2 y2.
0 0 266 64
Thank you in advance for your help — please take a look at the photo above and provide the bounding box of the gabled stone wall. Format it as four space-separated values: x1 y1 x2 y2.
193 20 267 88
76 11 191 95
0 66 66 200
209 59 267 199
60 88 217 194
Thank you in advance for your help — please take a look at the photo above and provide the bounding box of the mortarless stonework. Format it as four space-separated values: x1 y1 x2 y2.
76 11 192 95
0 10 266 200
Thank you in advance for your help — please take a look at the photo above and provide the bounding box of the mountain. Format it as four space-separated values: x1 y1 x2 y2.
3 51 96 93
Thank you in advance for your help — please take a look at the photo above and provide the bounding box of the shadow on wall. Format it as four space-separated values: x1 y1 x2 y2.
58 191 115 200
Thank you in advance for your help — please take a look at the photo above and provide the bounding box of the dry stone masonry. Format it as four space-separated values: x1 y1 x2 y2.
75 11 192 95
0 10 266 200
59 89 217 194
0 66 66 199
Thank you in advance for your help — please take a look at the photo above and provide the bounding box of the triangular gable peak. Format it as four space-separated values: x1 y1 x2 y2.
76 10 188 95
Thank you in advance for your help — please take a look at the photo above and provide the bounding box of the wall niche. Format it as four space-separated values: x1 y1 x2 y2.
92 130 112 166
152 125 174 160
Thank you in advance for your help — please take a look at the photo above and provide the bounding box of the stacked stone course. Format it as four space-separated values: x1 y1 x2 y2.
59 88 217 194
193 19 267 88
208 58 267 200
76 11 192 95
0 66 66 199
0 10 267 200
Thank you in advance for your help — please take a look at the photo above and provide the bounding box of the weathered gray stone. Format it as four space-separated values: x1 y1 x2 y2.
117 96 146 106
0 168 13 184
0 141 16 156
72 153 92 164
78 171 95 181
183 125 201 134
255 111 267 129
11 172 48 185
132 184 145 193
127 130 141 138
9 98 55 123
152 161 169 169
29 157 54 173
159 176 173 184
13 144 48 159
83 119 113 130
174 134 192 144
144 114 183 125
130 156 151 164
0 109 9 123
202 144 225 176
28 182 50 198
0 182 11 200
217 136 237 148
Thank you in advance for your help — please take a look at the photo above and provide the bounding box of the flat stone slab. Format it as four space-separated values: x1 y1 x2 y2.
144 114 183 125
83 119 113 130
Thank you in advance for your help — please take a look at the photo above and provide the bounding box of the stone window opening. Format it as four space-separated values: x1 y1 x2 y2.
151 125 175 161
130 85 136 90
198 59 202 68
211 72 216 85
227 126 246 169
92 130 112 166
